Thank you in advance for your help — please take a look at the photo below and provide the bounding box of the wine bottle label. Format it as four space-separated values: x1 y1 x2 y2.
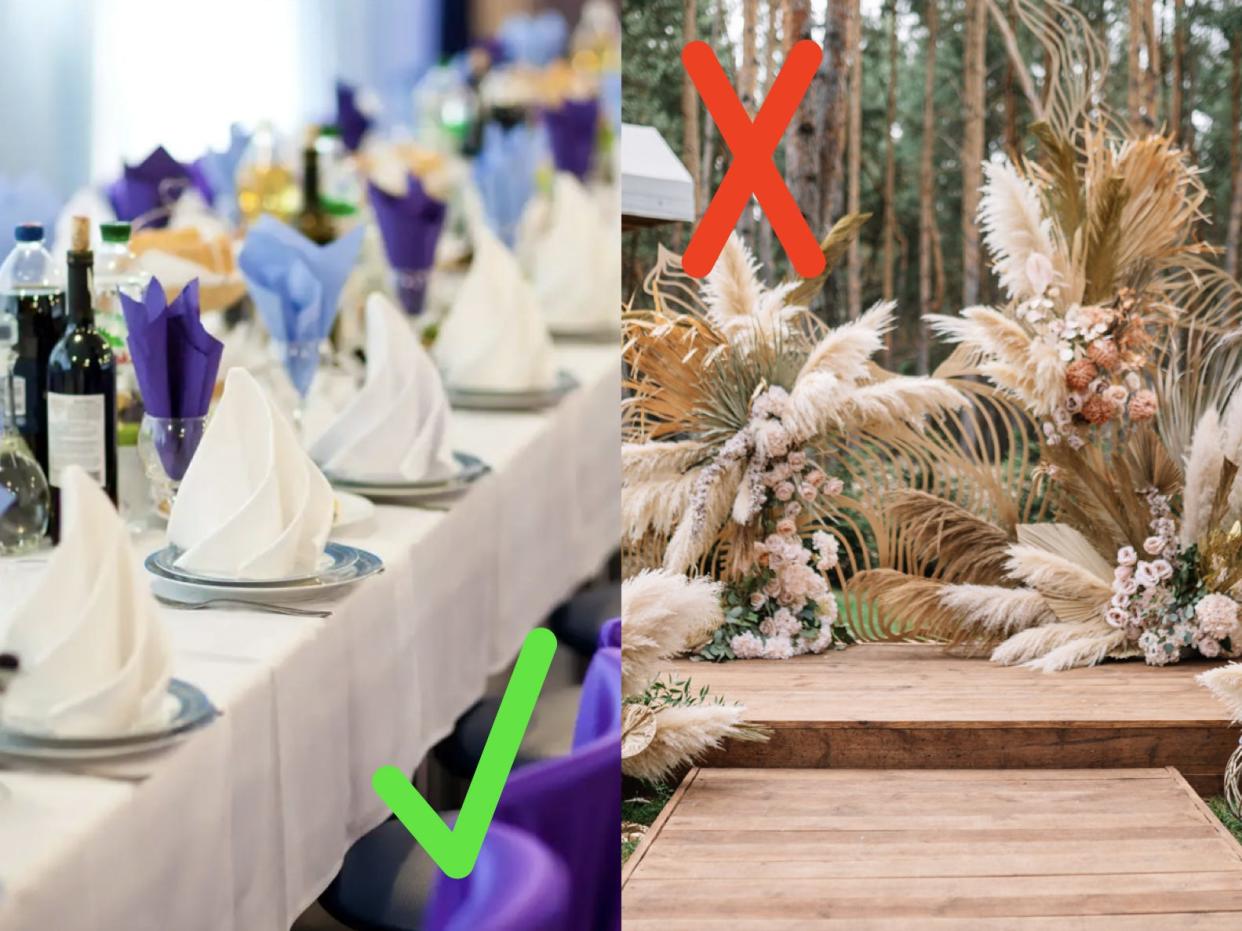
47 392 105 487
0 376 27 425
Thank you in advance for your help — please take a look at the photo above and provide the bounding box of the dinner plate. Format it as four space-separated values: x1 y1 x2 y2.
327 451 490 500
145 544 384 604
446 369 578 412
0 678 217 761
146 542 360 588
333 491 376 529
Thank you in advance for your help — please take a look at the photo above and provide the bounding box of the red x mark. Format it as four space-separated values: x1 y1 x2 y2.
681 39 826 279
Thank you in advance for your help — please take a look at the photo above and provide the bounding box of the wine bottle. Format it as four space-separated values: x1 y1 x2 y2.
46 216 117 540
297 136 336 245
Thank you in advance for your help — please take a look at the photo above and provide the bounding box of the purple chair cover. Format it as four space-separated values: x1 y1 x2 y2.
543 98 599 180
598 617 621 651
573 646 620 751
424 822 570 931
495 733 620 931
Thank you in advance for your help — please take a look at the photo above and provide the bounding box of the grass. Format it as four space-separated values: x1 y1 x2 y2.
1209 796 1242 845
621 779 677 864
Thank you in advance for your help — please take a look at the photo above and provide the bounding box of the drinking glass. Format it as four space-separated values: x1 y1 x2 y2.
271 338 324 435
138 415 207 519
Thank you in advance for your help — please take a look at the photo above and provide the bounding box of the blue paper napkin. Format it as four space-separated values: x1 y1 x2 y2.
193 124 251 223
237 216 364 344
497 11 568 66
473 123 542 248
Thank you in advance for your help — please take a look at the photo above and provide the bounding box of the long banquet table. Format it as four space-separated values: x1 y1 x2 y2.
0 341 620 931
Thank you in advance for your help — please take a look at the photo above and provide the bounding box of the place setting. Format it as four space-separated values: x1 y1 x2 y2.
308 292 491 504
0 467 216 778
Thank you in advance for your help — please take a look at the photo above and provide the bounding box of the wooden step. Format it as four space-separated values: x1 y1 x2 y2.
623 767 1242 927
664 644 1238 795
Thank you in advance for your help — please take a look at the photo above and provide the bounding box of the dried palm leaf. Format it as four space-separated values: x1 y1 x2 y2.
884 490 1014 585
783 212 871 307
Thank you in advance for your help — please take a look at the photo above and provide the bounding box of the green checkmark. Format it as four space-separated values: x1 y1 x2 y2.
372 627 558 879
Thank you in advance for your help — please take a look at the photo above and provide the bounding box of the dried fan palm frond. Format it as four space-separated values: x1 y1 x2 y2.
622 702 764 783
1199 664 1242 725
1005 534 1111 625
979 159 1057 301
1009 0 1106 135
1182 409 1225 547
885 490 1014 585
621 569 724 694
844 569 953 642
1111 134 1208 277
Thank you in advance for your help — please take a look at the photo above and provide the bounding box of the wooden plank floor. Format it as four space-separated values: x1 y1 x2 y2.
624 767 1242 928
666 644 1237 794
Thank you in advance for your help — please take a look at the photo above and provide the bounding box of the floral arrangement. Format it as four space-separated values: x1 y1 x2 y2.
852 119 1242 671
622 223 966 660
620 569 765 782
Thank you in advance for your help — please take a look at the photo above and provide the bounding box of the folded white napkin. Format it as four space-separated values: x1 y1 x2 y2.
168 367 334 580
310 293 456 481
433 222 557 392
520 172 620 335
1 467 171 738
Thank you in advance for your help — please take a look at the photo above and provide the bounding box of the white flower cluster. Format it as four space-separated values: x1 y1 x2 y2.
1107 489 1240 665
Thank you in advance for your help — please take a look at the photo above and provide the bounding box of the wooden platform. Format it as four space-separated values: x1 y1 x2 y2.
666 644 1237 795
623 767 1242 928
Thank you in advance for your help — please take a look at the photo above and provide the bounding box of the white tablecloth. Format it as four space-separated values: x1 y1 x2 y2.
0 341 620 931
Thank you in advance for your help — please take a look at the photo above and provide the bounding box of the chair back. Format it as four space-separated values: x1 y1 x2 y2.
598 616 621 650
424 822 570 931
573 646 621 749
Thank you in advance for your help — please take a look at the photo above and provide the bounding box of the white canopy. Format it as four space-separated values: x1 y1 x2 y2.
620 122 695 225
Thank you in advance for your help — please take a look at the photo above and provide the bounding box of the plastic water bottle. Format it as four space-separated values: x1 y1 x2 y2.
0 309 50 553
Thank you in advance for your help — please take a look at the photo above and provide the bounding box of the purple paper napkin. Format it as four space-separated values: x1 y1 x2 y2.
336 81 373 153
121 278 223 419
543 97 600 180
367 176 446 315
121 278 222 479
108 146 197 228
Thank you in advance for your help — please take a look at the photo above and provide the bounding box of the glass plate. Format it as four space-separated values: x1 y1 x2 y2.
326 451 490 497
446 369 578 412
147 542 359 588
0 678 217 751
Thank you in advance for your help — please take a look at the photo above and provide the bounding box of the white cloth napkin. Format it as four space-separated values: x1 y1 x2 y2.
1 467 172 737
168 367 334 580
520 172 620 335
434 221 557 392
309 292 456 482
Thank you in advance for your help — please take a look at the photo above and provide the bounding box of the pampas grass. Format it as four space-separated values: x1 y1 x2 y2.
621 570 724 693
702 233 764 332
1199 664 1242 724
979 159 1057 301
1182 409 1225 546
939 585 1055 638
622 702 761 782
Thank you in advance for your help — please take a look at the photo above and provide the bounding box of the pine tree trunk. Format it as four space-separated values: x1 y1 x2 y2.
758 0 780 270
917 0 939 375
882 0 897 304
785 0 825 239
738 0 759 244
1228 33 1242 278
1127 0 1142 124
961 0 987 308
846 0 863 319
819 0 851 322
1171 0 1185 143
1142 0 1160 126
682 0 701 215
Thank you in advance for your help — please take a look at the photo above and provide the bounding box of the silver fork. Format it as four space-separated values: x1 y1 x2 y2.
154 595 331 618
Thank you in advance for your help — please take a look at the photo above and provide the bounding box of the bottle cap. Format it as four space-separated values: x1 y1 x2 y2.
100 221 132 244
14 223 43 243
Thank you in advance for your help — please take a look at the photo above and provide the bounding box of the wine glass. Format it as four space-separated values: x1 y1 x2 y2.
393 266 433 317
137 415 207 521
271 338 325 436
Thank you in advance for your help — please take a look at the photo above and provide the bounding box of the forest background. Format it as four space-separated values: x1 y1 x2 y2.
621 0 1242 373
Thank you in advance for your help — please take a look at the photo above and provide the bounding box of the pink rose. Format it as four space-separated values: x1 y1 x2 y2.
774 481 795 502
